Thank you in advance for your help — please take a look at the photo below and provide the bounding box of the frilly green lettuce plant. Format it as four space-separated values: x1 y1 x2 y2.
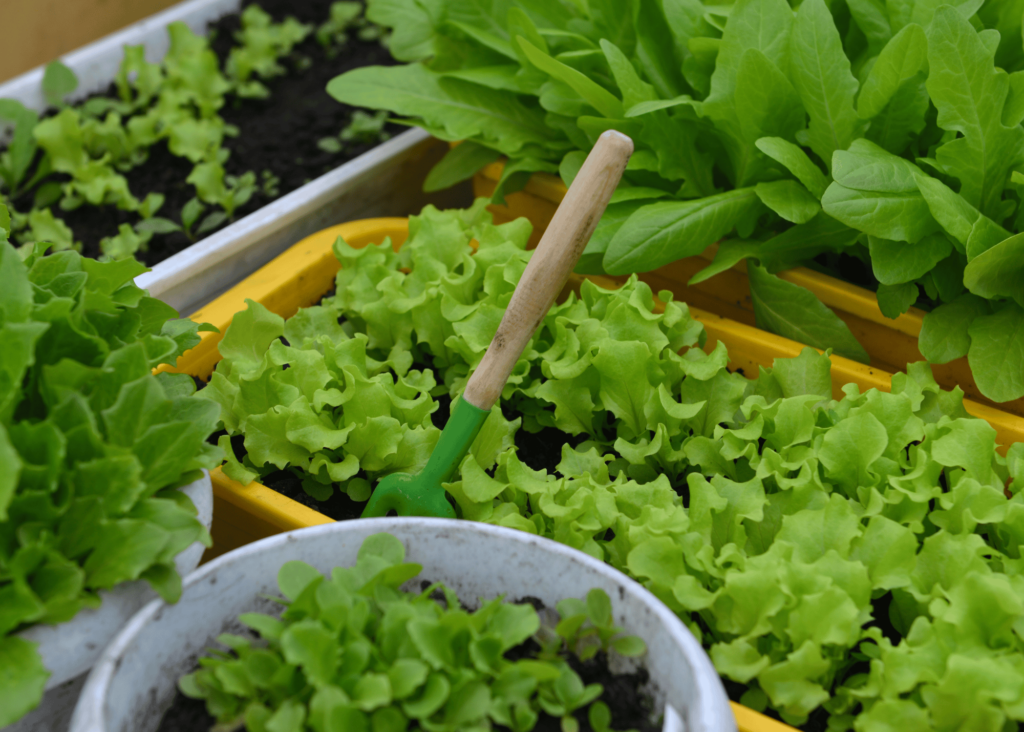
0 205 223 726
179 532 647 732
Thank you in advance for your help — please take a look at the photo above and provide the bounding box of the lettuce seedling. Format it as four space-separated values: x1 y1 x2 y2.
318 109 391 154
316 1 382 55
2 10 300 258
227 5 312 99
0 203 223 726
0 100 40 196
548 590 648 662
179 532 648 732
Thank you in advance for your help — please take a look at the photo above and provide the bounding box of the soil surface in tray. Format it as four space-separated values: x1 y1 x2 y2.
9 0 398 266
155 601 658 732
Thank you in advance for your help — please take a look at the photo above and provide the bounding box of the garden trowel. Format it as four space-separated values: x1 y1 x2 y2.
361 130 634 518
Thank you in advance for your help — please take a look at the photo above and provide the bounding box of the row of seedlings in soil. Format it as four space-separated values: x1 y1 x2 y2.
0 0 392 265
194 202 1024 732
327 0 1024 406
0 209 222 725
161 532 655 732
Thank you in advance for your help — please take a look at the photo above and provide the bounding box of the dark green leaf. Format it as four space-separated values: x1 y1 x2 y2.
603 188 762 274
748 264 869 362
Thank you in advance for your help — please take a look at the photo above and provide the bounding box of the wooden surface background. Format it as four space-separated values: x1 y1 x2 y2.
0 0 180 82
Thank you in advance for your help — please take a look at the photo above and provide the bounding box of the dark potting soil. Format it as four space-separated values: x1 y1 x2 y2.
11 0 398 266
154 688 216 732
500 648 659 732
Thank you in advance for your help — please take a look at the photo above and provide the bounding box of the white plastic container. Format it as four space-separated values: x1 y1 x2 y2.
0 0 469 316
6 472 213 732
70 518 736 732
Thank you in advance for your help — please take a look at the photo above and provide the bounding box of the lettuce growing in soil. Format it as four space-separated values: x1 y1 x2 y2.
0 205 222 726
164 532 653 732
0 0 395 265
327 0 1024 405
203 203 1024 731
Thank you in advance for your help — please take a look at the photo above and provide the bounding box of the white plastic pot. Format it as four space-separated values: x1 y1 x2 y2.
0 0 470 316
70 519 736 732
6 471 213 732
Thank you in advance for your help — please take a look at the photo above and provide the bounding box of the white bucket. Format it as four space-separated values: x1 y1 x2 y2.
5 472 213 732
70 518 736 732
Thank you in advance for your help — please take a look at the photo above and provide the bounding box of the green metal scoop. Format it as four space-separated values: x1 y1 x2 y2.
361 131 634 518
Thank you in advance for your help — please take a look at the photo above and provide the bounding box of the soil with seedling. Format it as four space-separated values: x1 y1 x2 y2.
9 0 398 266
154 599 659 732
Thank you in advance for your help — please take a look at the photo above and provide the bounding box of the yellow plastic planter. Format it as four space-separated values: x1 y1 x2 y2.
474 162 1024 419
166 216 1024 732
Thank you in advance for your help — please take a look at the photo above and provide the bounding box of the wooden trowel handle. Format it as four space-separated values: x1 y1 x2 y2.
463 130 634 411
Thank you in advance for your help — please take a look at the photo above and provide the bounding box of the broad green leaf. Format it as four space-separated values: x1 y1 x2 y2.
624 97 695 117
632 0 687 98
755 137 829 198
876 281 919 319
365 0 436 61
517 39 623 118
845 0 892 55
864 74 930 155
702 0 795 185
424 141 503 193
326 64 557 156
912 173 983 249
756 212 860 271
600 40 656 110
734 49 805 156
857 24 927 120
963 231 1024 307
919 294 991 364
488 156 557 206
868 233 953 286
967 302 1024 402
688 239 761 285
748 264 869 362
754 180 820 224
603 188 762 274
927 7 1024 218
789 0 865 169
575 199 649 274
830 139 921 193
821 183 938 243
